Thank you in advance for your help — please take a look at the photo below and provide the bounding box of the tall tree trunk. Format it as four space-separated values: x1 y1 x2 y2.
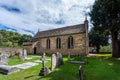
111 32 120 58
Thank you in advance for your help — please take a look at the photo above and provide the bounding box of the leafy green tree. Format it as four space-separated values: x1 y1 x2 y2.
89 27 109 53
0 30 32 47
90 0 120 57
18 34 32 45
0 33 3 46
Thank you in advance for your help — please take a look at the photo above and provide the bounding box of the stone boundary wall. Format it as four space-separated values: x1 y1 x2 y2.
0 47 23 55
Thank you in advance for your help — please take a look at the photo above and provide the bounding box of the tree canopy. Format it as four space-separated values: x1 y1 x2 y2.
0 30 32 47
90 0 120 57
89 27 109 53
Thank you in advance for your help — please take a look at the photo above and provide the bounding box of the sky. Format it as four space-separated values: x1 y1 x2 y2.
0 0 95 36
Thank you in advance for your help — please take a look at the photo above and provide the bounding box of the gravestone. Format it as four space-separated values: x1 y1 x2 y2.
56 52 63 67
0 53 8 65
51 54 57 70
39 53 50 76
0 65 19 75
42 53 46 68
56 52 60 67
68 52 71 61
18 50 24 61
22 49 32 60
79 66 84 80
59 53 63 66
23 49 27 59
51 52 63 71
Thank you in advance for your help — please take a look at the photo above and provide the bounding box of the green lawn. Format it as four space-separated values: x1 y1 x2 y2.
0 54 120 80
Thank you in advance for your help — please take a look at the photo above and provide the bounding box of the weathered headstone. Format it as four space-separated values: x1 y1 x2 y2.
56 52 63 67
51 54 57 70
51 52 63 71
18 50 24 61
39 53 50 76
59 53 63 65
0 53 8 65
23 49 27 59
56 52 60 67
79 66 84 80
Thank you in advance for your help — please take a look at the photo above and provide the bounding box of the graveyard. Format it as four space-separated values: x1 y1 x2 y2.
0 0 120 80
0 53 120 80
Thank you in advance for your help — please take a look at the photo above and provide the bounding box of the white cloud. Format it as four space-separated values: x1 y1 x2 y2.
0 0 95 36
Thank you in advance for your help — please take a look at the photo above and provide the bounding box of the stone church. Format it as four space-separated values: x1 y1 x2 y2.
24 19 89 55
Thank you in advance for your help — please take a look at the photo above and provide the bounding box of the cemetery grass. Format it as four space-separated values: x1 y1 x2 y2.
0 54 120 80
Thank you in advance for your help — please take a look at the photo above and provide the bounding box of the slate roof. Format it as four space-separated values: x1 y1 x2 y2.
33 24 85 38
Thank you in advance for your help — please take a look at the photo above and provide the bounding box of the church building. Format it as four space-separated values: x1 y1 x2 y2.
24 19 89 55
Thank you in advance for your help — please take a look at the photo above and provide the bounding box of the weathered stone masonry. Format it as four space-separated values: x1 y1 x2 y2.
24 19 89 55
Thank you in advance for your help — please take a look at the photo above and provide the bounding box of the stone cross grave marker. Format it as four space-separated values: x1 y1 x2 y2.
51 54 57 70
42 53 46 68
39 53 50 76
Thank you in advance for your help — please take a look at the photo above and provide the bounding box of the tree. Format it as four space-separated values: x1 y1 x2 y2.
0 30 32 47
90 0 120 57
89 27 109 53
18 34 32 45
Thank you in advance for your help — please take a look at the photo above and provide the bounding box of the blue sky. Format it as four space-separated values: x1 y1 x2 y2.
0 0 95 36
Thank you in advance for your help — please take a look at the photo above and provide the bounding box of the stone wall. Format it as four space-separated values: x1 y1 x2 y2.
42 33 86 55
25 32 87 55
0 47 23 55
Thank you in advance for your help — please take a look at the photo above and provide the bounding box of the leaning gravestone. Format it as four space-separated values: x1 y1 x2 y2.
51 54 57 70
0 53 8 65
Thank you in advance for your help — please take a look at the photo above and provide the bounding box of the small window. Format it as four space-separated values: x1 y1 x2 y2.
46 39 50 49
68 36 74 49
56 38 61 49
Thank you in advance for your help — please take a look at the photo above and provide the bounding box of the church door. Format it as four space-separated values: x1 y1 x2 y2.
34 47 37 55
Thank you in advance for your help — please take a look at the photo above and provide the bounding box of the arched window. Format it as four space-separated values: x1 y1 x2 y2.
68 36 74 49
46 39 50 49
56 38 61 49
